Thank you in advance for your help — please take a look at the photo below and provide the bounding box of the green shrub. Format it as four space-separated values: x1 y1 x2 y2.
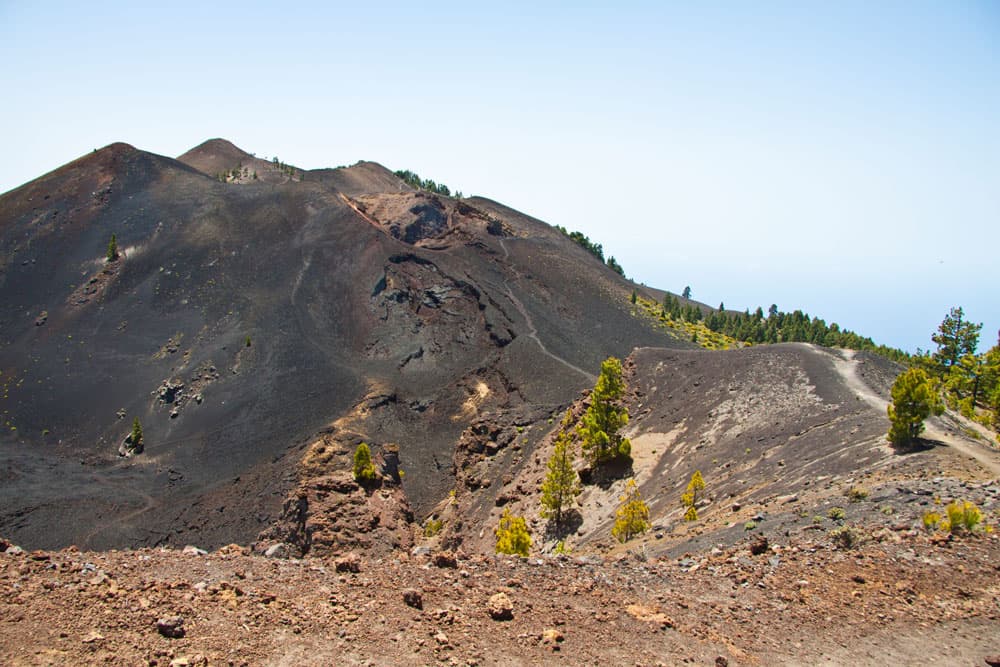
943 500 982 533
845 486 868 502
829 525 862 550
613 479 650 542
743 520 757 531
827 507 845 520
352 443 377 483
495 508 531 556
680 471 705 522
424 518 444 537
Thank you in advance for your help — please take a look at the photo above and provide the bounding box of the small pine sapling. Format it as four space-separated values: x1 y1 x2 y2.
612 479 650 543
540 411 581 527
107 234 119 262
495 508 531 556
130 417 143 448
352 442 377 483
681 470 705 521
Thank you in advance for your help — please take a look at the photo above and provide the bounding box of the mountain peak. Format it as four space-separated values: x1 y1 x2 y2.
177 138 255 171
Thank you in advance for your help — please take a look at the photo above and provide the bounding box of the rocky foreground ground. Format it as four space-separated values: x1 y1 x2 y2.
2 513 999 666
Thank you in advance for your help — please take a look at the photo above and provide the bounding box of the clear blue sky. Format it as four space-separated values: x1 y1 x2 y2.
2 1 997 353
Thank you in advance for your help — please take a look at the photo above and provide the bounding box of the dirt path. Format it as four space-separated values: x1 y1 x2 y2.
831 348 1000 477
497 238 596 383
338 193 383 230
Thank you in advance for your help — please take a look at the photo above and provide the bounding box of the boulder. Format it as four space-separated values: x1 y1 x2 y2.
432 551 458 568
402 588 423 609
487 592 514 621
335 552 362 573
156 616 185 639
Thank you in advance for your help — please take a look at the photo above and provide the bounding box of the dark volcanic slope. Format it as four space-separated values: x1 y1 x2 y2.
0 141 687 550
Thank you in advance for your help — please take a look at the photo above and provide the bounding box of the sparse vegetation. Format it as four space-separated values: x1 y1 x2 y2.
942 500 982 533
827 507 845 521
612 479 650 543
553 225 627 276
744 520 757 531
578 357 631 466
423 517 444 537
845 486 868 502
495 508 531 556
660 294 908 362
352 443 377 483
680 470 705 522
393 169 454 197
829 525 862 550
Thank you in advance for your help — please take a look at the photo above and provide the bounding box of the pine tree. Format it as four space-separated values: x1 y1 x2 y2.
131 417 143 448
612 479 650 543
680 470 705 521
932 307 982 369
352 442 377 483
682 286 692 300
540 412 581 527
495 508 531 556
578 357 631 466
888 368 944 448
106 234 119 262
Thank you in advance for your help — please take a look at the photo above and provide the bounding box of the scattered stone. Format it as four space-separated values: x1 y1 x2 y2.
335 552 362 573
541 627 564 648
432 551 458 568
264 543 290 559
625 604 674 629
750 535 770 556
715 657 729 667
778 494 798 504
156 616 185 639
402 588 423 609
182 545 207 556
81 631 105 644
731 502 742 512
984 656 1000 667
434 631 450 646
487 592 514 621
34 311 47 326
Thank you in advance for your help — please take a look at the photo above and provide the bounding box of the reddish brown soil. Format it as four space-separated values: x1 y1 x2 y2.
2 529 998 666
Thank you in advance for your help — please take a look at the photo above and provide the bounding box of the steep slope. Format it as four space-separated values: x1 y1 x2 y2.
473 343 1000 558
0 141 689 552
